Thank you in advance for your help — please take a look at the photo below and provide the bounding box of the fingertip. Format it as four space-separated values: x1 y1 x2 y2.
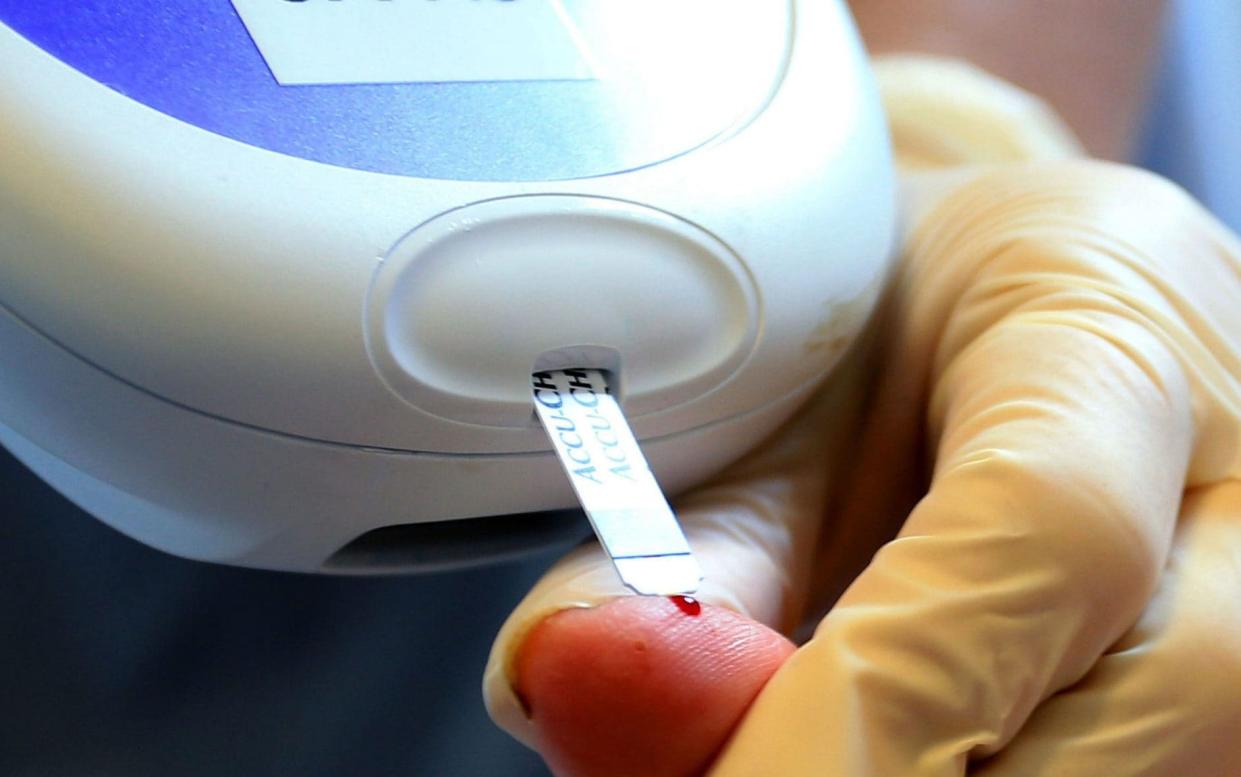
514 597 795 777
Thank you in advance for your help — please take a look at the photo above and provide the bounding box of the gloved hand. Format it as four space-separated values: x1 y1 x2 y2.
483 57 1241 777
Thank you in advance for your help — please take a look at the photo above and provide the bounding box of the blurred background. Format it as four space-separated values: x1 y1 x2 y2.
2 2 1238 775
1141 1 1241 232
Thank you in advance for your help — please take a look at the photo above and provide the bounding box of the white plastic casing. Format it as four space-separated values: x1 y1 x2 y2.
0 0 895 572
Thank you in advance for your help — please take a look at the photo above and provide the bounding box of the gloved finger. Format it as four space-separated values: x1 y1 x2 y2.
872 56 1082 170
483 333 877 773
804 54 1089 615
971 480 1241 777
710 162 1241 776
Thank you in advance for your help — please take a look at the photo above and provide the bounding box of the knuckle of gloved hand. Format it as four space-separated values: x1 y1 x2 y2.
1131 593 1241 727
934 450 1164 621
976 161 1206 281
1048 158 1196 209
927 160 1202 281
996 159 1199 231
1149 514 1241 723
1173 637 1241 726
909 161 1215 374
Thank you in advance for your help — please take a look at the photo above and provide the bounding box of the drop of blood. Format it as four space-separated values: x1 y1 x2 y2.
668 595 701 616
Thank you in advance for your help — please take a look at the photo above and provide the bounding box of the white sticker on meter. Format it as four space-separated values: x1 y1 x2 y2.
231 0 594 86
532 369 702 596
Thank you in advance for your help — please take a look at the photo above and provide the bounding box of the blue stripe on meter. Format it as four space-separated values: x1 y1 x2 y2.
0 2 787 181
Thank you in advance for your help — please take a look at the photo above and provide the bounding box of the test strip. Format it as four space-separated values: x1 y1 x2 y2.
532 369 702 596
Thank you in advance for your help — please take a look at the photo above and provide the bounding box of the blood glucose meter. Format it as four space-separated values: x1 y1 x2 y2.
0 1 895 573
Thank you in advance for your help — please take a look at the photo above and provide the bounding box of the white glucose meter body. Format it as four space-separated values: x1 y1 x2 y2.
0 1 895 573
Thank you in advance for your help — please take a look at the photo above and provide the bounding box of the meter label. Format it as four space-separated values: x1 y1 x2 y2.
230 0 594 85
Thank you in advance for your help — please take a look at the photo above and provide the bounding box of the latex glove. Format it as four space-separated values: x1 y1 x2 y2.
484 58 1241 777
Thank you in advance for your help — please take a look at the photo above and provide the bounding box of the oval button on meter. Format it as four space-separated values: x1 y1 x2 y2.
366 196 760 428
